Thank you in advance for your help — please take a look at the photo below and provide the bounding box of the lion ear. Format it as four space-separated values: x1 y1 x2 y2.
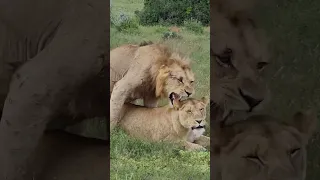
290 109 318 143
201 96 209 106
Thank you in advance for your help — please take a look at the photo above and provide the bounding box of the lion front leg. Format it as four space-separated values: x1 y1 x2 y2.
194 135 210 148
110 69 145 131
180 140 206 151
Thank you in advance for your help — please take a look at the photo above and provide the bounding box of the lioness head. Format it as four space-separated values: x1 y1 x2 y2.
170 93 209 130
212 110 317 180
211 10 270 123
155 51 195 102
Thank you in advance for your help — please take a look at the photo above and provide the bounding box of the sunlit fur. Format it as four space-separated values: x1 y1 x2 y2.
119 97 210 151
110 42 195 130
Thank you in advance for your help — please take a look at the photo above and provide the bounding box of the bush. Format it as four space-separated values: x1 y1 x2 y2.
137 0 209 26
111 12 139 33
184 18 204 34
162 31 183 40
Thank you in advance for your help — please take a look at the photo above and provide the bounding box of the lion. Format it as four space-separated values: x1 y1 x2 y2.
118 93 210 151
0 1 108 179
210 2 271 124
110 42 195 131
211 110 317 180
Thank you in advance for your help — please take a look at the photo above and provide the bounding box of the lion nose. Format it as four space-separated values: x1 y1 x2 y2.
196 120 202 124
238 89 263 109
185 90 192 97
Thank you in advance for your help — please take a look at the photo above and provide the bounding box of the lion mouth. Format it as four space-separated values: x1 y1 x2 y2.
191 125 205 130
169 92 181 105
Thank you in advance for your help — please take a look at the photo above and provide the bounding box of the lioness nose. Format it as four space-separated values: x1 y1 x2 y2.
238 89 263 109
185 90 192 97
196 120 202 124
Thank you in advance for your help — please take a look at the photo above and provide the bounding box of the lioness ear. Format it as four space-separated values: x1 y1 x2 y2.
290 109 318 142
201 96 209 106
156 65 170 97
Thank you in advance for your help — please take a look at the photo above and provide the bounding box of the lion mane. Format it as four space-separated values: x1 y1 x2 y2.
110 42 195 131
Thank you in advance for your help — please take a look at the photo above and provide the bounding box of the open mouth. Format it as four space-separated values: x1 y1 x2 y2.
169 92 181 105
191 125 205 130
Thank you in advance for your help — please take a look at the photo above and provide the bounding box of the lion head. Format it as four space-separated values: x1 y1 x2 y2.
211 110 317 180
170 93 209 130
153 47 195 102
211 9 270 124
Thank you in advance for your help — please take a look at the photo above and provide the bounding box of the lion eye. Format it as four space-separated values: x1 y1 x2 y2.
289 148 301 157
200 108 204 111
187 110 192 113
214 48 233 67
190 81 194 84
257 62 269 70
178 77 183 83
244 155 264 165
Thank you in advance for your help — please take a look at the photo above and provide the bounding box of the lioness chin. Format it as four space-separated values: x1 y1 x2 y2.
119 93 210 151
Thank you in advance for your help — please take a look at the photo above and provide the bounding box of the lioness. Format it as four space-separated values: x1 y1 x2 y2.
211 1 270 124
110 42 195 131
119 93 210 151
211 110 317 180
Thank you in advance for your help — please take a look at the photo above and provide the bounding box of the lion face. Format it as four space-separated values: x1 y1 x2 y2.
212 110 317 180
211 11 270 123
157 62 195 101
171 94 209 129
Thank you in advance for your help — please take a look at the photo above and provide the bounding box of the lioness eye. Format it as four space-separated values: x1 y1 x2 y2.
190 81 194 84
257 62 269 70
178 77 183 83
200 108 204 111
187 110 192 113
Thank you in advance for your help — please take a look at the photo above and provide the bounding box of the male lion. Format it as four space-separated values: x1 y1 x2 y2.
119 93 210 151
110 42 195 131
211 110 317 180
0 0 108 179
211 2 271 124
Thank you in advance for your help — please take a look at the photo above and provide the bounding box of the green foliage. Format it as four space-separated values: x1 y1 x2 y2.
184 18 204 34
111 12 140 33
162 31 183 40
110 129 210 180
137 0 209 26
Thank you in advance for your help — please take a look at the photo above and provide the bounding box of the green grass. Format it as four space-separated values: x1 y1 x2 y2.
255 0 320 179
110 1 210 180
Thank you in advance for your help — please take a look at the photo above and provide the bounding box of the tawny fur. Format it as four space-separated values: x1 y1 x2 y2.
211 110 318 180
211 0 270 124
110 43 195 131
119 97 210 151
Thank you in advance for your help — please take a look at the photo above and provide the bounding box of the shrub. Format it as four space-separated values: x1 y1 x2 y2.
184 18 204 34
137 0 209 26
111 12 139 33
162 31 182 40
